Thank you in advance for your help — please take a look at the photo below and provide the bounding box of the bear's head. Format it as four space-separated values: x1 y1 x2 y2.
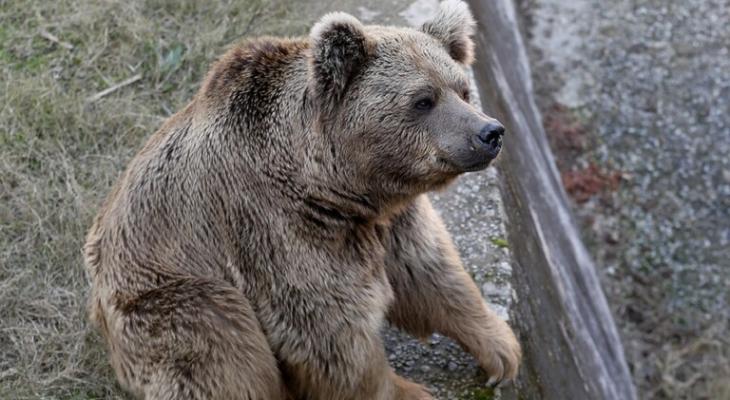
309 0 504 203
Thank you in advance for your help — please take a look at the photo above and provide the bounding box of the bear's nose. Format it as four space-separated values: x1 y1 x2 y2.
475 122 505 155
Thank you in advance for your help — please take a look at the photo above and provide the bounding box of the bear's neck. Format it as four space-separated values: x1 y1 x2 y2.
299 178 416 230
298 116 417 227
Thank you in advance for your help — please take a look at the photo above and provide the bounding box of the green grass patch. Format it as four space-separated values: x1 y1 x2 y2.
460 387 496 400
490 237 509 249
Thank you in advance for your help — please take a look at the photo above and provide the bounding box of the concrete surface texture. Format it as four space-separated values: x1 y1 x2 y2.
519 0 730 398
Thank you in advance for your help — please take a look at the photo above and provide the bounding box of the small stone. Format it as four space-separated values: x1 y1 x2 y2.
482 281 510 299
722 169 730 183
497 261 513 274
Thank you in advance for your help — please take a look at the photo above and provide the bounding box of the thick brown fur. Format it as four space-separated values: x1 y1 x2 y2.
84 1 520 399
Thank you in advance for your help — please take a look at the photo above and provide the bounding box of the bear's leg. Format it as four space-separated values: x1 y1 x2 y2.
277 307 432 400
384 195 521 385
103 277 287 400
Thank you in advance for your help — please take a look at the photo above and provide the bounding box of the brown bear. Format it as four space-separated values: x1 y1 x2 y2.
83 1 521 399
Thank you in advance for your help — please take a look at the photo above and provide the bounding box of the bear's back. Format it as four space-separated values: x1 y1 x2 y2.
85 37 316 292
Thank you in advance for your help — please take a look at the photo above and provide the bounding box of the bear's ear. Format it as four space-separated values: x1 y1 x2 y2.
310 12 373 102
420 0 476 65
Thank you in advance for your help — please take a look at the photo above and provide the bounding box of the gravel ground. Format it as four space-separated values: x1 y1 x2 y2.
518 0 730 398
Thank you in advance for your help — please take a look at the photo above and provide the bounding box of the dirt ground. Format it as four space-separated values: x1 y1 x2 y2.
516 0 730 398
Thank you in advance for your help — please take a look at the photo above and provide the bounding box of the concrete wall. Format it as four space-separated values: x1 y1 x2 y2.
465 0 637 398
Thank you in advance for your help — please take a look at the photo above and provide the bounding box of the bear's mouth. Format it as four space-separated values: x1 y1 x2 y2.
437 156 493 173
462 158 493 172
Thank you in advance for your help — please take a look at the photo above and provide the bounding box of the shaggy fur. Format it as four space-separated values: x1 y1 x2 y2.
84 1 520 399
421 0 476 64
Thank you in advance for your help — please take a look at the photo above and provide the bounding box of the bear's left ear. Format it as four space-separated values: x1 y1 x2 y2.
310 12 373 102
420 0 476 65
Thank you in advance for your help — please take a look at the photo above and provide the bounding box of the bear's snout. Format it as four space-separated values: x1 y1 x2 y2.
475 122 505 159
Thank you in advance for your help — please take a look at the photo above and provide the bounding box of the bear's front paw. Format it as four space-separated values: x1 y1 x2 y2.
478 321 522 386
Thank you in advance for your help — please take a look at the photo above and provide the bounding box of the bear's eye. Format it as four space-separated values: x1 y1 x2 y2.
462 89 470 102
414 98 435 111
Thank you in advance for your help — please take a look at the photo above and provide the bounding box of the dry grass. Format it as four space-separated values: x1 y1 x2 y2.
0 0 304 397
